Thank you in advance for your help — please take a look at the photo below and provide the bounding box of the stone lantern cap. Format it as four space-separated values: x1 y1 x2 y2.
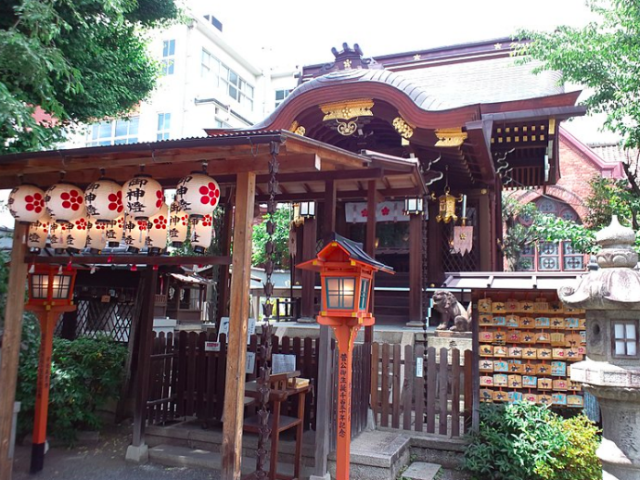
558 215 640 309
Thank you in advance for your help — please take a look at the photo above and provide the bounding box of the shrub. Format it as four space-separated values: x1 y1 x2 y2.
463 402 600 480
16 315 128 443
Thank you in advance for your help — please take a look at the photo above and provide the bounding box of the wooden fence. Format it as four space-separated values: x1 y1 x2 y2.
146 333 472 441
371 343 473 437
146 331 372 437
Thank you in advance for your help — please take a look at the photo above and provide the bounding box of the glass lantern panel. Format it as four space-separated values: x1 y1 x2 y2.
359 278 370 310
627 341 637 356
31 274 49 299
325 277 356 310
615 340 627 355
615 323 625 338
51 274 72 299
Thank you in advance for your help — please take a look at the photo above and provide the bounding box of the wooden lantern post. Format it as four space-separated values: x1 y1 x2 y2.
298 234 392 480
24 265 77 474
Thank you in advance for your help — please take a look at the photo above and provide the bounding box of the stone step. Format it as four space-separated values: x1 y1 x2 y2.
401 462 442 480
328 430 411 480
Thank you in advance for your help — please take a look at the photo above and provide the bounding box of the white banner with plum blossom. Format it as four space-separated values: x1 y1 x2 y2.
345 201 408 223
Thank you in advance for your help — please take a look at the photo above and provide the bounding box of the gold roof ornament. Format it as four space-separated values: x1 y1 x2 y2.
392 117 414 139
288 120 306 136
319 99 374 122
319 99 374 137
435 127 468 147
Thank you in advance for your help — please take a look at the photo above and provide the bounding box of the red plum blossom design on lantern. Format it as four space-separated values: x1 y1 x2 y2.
108 191 124 213
153 215 168 230
61 190 83 211
199 182 220 207
156 190 164 208
25 192 45 214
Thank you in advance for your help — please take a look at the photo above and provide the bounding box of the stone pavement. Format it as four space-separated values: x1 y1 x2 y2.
11 427 218 480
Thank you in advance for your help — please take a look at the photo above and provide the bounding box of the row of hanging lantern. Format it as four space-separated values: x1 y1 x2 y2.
9 166 221 255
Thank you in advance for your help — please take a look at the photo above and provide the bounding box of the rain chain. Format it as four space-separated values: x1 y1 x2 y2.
255 141 280 478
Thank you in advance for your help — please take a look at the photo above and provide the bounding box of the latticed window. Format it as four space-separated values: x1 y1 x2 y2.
515 197 586 272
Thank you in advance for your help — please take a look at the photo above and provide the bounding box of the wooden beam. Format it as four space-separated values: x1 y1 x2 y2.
314 179 337 476
0 224 28 480
477 191 491 271
217 203 234 320
24 255 231 266
300 218 317 319
130 267 158 447
0 154 322 190
365 180 376 344
408 214 423 323
254 187 422 203
323 180 337 243
221 172 256 480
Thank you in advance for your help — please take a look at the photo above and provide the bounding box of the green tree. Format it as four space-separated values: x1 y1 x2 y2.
0 0 179 153
515 0 640 188
501 195 539 270
252 205 292 269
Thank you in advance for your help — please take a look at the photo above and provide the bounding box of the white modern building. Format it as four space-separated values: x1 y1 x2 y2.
68 7 298 149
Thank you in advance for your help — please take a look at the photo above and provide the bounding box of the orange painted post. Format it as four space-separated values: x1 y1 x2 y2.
332 322 363 480
28 305 75 474
31 310 55 473
297 234 393 480
23 265 77 474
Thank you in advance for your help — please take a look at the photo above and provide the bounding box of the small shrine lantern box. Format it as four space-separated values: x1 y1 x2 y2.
297 234 393 328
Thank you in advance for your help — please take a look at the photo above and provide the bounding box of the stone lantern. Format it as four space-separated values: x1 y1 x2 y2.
558 216 640 480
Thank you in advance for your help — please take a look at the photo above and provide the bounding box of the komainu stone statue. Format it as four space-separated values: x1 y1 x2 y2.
433 290 472 332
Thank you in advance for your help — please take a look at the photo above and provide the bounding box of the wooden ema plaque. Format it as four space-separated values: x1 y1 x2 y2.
477 295 585 408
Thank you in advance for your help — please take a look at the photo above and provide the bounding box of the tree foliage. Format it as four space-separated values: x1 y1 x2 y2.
516 0 640 193
517 1 640 149
252 205 292 270
502 176 640 270
0 0 179 153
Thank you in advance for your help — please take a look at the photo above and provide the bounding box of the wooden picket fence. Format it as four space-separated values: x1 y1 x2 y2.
146 331 331 432
371 343 473 437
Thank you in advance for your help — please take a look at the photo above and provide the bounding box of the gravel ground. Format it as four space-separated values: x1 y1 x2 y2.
11 427 219 480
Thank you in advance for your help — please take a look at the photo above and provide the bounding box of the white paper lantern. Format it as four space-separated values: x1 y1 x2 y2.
105 216 125 248
8 184 47 223
191 214 213 254
48 220 67 251
175 173 221 218
27 212 52 252
66 216 89 253
123 217 148 253
147 202 169 255
86 220 108 252
122 174 164 220
169 200 189 247
85 179 123 222
45 183 85 223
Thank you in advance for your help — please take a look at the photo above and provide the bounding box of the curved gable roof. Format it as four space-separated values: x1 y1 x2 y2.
252 67 482 131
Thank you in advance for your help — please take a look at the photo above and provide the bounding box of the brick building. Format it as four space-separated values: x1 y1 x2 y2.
507 126 625 271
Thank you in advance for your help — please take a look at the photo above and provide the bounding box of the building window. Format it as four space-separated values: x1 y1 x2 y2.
201 49 219 81
612 320 638 357
87 117 139 146
199 49 254 110
214 118 231 128
162 39 175 75
515 197 586 272
157 113 171 140
275 89 291 108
